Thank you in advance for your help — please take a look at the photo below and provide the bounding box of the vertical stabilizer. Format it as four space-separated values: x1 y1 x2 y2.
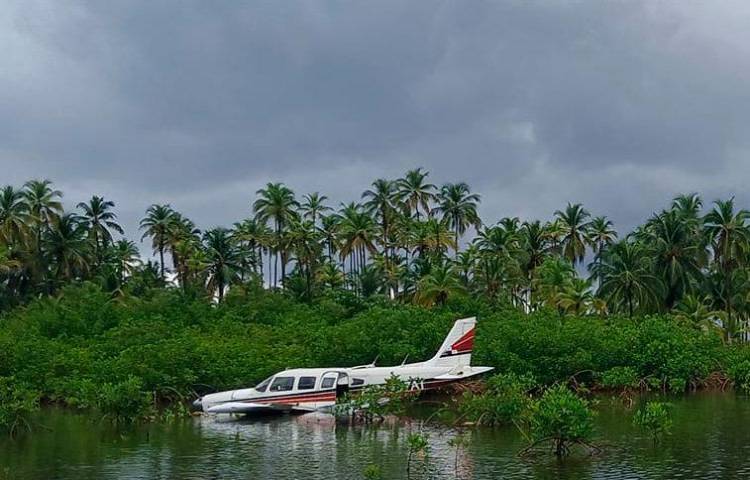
426 317 476 367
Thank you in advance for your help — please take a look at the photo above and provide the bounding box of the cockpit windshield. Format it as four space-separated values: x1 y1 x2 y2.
254 375 273 392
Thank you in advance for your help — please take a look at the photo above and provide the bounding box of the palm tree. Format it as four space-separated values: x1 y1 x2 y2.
554 203 591 265
288 219 323 299
166 213 201 288
109 239 141 286
300 192 331 226
556 278 595 315
642 209 705 309
362 179 398 258
337 203 376 278
316 262 345 290
593 240 661 317
319 214 340 264
0 186 29 247
202 228 242 302
396 168 436 220
253 183 299 288
139 204 174 280
45 213 89 283
435 182 481 256
77 196 124 265
520 220 550 309
535 257 576 312
233 218 272 279
672 294 722 334
672 193 703 220
23 180 63 287
703 198 750 340
416 262 465 306
586 216 617 281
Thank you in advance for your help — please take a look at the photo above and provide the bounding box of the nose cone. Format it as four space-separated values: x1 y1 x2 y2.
191 397 203 412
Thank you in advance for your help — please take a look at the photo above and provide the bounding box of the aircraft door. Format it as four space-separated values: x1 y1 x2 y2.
336 372 350 399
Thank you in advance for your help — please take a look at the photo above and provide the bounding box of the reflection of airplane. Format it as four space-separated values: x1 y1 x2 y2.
193 317 493 414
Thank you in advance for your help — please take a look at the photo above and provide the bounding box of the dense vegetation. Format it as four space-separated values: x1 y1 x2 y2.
2 171 750 432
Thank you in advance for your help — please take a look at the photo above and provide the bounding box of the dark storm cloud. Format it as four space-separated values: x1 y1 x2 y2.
2 1 750 245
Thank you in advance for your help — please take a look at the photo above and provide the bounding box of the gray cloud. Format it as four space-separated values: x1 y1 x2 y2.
2 1 750 251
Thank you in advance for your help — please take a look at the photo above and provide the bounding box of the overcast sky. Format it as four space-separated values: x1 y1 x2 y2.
3 1 750 250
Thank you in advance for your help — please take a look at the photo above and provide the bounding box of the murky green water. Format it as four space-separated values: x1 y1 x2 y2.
2 393 750 479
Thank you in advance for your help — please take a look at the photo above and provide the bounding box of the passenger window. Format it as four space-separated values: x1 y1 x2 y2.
321 377 335 389
255 376 273 393
351 378 365 386
269 376 294 392
298 376 317 390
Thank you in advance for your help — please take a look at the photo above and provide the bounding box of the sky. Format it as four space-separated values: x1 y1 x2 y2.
3 1 750 252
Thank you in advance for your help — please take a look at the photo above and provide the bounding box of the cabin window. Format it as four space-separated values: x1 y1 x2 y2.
298 376 317 390
351 378 365 386
254 376 273 393
269 376 295 392
321 377 336 389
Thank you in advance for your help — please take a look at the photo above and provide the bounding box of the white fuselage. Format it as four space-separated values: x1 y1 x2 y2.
194 317 493 414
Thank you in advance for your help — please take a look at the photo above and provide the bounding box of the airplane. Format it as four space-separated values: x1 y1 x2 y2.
192 317 493 415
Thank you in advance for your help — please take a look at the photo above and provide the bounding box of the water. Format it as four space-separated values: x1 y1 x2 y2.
2 393 750 479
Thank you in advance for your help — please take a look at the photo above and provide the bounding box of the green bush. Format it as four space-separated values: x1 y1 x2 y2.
96 376 153 424
0 377 39 437
457 373 534 426
633 401 672 444
522 384 595 457
600 366 639 390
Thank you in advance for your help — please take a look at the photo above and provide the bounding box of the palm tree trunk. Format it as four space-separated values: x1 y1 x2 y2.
159 244 165 280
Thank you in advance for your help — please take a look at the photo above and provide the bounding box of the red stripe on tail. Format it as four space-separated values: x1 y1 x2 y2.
451 328 474 352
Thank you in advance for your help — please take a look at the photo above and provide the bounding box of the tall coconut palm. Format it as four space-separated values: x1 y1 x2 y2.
396 168 436 220
703 198 750 340
337 203 376 277
139 204 174 280
300 192 331 226
77 196 124 265
319 214 341 264
554 203 591 266
253 183 299 288
0 186 29 247
593 240 661 317
362 179 398 259
586 216 617 281
435 182 481 256
233 218 272 278
202 228 242 302
642 209 705 309
520 220 550 309
288 219 323 299
166 213 201 288
45 213 89 283
23 180 63 286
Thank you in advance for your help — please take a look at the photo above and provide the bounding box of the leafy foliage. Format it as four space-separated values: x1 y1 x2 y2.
0 377 39 437
521 384 595 457
633 401 673 444
457 373 534 426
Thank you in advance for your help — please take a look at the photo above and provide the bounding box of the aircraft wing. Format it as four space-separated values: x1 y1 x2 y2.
205 402 322 414
205 402 294 414
432 366 495 381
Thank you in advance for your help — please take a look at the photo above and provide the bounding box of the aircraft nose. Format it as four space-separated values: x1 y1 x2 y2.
191 397 203 412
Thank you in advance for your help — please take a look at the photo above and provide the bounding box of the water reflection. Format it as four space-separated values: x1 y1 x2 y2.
3 394 750 479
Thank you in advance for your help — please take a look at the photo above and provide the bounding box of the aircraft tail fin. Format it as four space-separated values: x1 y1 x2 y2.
426 317 476 368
